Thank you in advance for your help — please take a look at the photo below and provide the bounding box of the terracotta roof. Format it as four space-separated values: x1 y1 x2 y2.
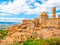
41 12 48 16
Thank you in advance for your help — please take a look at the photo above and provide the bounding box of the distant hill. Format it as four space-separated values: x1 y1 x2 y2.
0 22 21 30
0 22 20 25
0 24 11 30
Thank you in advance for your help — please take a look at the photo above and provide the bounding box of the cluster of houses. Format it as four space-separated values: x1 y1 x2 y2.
0 7 60 45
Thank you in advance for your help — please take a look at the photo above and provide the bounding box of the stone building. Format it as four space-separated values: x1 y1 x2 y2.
0 7 60 44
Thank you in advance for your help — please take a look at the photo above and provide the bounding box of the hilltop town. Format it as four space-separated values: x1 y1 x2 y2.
0 7 60 45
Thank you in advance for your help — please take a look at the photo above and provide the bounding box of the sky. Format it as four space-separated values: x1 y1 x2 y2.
0 0 60 23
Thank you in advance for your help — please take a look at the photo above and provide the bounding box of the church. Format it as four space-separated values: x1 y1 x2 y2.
23 7 60 29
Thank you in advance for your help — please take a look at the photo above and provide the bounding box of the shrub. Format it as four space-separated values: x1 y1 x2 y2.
6 38 60 45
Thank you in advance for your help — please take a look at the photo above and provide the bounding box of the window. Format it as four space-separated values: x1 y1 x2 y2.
57 27 60 29
23 26 27 29
30 36 32 38
18 36 19 39
15 36 17 39
19 30 22 32
52 32 56 36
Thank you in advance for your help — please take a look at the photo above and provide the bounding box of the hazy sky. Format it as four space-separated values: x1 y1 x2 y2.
0 0 60 22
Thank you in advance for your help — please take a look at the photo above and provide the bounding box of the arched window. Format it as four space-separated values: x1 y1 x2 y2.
19 30 22 32
23 26 27 29
18 36 19 39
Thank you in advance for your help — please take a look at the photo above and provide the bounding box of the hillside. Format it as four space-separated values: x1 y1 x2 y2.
6 38 60 45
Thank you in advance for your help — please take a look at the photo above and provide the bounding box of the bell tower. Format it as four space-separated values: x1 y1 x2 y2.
52 7 56 18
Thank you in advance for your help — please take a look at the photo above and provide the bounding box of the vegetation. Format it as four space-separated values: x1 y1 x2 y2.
0 30 8 39
6 38 60 45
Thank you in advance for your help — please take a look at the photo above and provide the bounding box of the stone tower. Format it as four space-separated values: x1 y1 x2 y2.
52 7 56 18
33 18 39 27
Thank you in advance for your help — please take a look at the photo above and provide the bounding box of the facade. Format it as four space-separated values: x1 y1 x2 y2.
0 7 60 45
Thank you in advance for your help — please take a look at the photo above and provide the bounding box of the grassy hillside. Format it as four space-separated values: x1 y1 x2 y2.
0 30 8 39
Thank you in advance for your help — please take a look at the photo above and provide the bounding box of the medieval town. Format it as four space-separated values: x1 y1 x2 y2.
0 7 60 45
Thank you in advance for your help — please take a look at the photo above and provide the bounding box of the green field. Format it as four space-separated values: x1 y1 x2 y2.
6 38 60 45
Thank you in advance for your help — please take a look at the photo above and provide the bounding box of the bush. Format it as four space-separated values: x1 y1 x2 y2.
23 38 60 45
4 38 60 45
5 38 60 45
0 30 8 39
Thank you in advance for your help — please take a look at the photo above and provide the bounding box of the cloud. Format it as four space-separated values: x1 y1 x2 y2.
0 12 11 16
0 0 60 15
22 0 60 14
48 12 60 18
0 18 25 22
0 0 24 15
0 0 60 23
